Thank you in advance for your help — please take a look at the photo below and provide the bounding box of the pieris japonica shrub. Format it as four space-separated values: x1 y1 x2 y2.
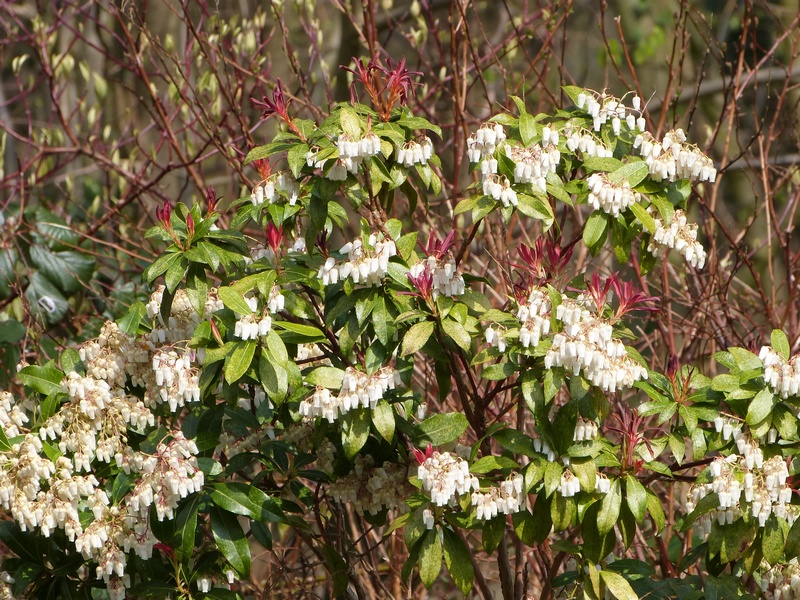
2 61 799 600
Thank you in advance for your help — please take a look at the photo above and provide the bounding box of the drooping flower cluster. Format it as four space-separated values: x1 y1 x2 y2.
145 286 223 344
250 172 300 206
507 143 560 191
397 136 433 167
515 287 552 349
564 127 614 158
545 297 648 392
586 172 642 217
471 472 525 520
299 366 402 422
0 391 28 437
760 346 800 399
754 561 800 600
407 232 465 299
329 455 411 515
233 288 284 341
482 174 518 207
416 450 479 507
467 123 507 177
559 469 581 497
634 129 717 183
687 441 797 534
317 232 397 286
576 91 646 133
647 208 707 269
120 433 204 522
574 417 599 442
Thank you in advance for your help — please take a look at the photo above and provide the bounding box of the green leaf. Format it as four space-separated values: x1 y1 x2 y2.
164 255 188 293
339 106 362 137
372 400 395 443
600 570 638 600
441 318 471 352
772 330 791 361
17 365 64 396
492 429 538 457
481 362 517 381
0 320 25 344
419 529 443 587
629 202 655 234
218 286 255 315
225 341 256 384
29 246 94 293
608 160 649 187
482 516 505 555
208 483 282 522
718 519 757 563
747 388 776 426
287 143 310 179
517 193 555 225
785 517 800 559
174 495 201 562
583 211 609 249
598 478 622 536
519 112 537 146
118 301 147 336
512 510 539 544
470 455 519 474
442 528 474 595
402 321 435 356
417 413 469 446
304 366 345 389
342 408 370 459
25 272 69 322
763 517 786 564
625 474 647 523
210 506 250 577
321 544 349 597
582 156 623 172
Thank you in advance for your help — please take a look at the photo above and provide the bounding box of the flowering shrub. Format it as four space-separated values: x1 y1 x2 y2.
2 64 800 600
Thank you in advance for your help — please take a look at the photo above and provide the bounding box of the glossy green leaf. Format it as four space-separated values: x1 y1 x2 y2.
224 340 256 384
418 528 443 587
401 321 435 356
372 400 395 443
210 506 250 577
417 413 469 446
442 528 474 595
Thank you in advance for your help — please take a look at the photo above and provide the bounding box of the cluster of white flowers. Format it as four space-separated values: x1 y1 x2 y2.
0 286 230 598
634 129 717 183
688 444 797 534
516 288 552 349
559 469 581 497
467 123 506 165
329 456 411 515
417 450 479 506
317 232 397 286
545 297 648 392
145 286 223 344
579 92 645 133
120 433 204 522
0 391 28 437
233 289 284 341
482 174 518 207
299 366 402 422
397 136 433 167
74 503 153 594
250 172 300 206
577 91 646 133
574 418 599 442
507 143 560 191
647 208 707 269
760 346 800 399
485 325 508 353
564 127 614 158
586 172 642 217
755 561 800 600
533 437 556 462
471 472 525 520
408 253 465 299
